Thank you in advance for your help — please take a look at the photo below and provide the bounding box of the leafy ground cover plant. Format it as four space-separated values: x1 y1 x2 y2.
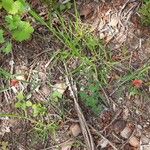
79 80 105 115
139 0 150 26
0 0 34 54
14 90 58 140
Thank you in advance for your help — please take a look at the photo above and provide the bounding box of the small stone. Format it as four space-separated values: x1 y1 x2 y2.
41 86 51 97
70 123 81 137
98 138 109 148
120 126 132 139
129 136 140 148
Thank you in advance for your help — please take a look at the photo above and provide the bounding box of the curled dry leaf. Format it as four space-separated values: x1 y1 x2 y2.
129 136 140 148
61 140 74 150
15 66 29 80
0 117 12 136
15 65 28 81
70 123 81 137
11 79 19 87
99 33 105 39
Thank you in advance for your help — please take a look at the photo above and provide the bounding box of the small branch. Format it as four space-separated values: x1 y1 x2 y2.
64 63 95 150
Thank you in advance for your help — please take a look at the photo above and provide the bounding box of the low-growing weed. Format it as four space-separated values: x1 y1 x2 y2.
15 91 47 117
34 122 59 140
139 0 150 26
5 90 59 141
0 68 12 79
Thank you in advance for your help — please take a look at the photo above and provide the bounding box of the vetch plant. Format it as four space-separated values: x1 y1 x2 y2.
0 0 34 54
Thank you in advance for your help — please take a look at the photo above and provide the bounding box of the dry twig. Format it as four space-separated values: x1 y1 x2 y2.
120 128 136 149
100 109 122 133
64 63 95 150
89 124 119 150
